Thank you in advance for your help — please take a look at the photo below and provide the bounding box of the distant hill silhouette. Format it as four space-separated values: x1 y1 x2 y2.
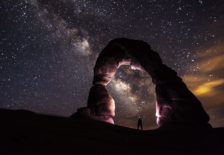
0 108 223 155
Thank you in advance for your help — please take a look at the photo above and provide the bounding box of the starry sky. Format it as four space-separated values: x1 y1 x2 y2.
0 0 224 129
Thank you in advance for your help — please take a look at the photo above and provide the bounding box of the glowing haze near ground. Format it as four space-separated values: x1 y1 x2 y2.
0 0 224 129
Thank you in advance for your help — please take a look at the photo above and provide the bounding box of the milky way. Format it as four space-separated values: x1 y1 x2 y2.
0 0 224 129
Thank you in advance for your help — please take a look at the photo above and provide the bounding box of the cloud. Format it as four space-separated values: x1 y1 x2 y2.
199 55 224 73
196 44 224 73
183 42 224 96
193 79 224 96
183 42 224 127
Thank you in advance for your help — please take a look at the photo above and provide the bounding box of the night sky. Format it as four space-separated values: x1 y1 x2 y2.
1 0 224 129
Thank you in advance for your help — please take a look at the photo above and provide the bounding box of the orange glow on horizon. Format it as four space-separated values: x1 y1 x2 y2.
193 79 224 96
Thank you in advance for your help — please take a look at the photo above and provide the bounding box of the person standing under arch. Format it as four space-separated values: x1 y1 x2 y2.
137 117 143 130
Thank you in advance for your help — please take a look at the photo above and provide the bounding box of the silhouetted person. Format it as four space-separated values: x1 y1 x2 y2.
137 117 143 130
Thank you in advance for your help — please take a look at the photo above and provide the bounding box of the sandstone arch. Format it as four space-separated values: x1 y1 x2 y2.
76 38 210 128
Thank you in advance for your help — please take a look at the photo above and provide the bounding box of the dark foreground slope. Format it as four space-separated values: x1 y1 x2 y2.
0 109 223 155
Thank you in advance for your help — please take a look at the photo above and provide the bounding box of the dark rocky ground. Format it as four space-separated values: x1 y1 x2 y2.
0 108 223 155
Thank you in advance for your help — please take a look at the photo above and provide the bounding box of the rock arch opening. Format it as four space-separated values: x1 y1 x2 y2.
107 66 156 129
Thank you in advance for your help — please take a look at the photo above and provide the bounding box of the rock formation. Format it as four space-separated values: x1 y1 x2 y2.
73 38 210 128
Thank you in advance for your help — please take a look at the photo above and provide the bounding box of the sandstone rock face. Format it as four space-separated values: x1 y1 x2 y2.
80 38 210 127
